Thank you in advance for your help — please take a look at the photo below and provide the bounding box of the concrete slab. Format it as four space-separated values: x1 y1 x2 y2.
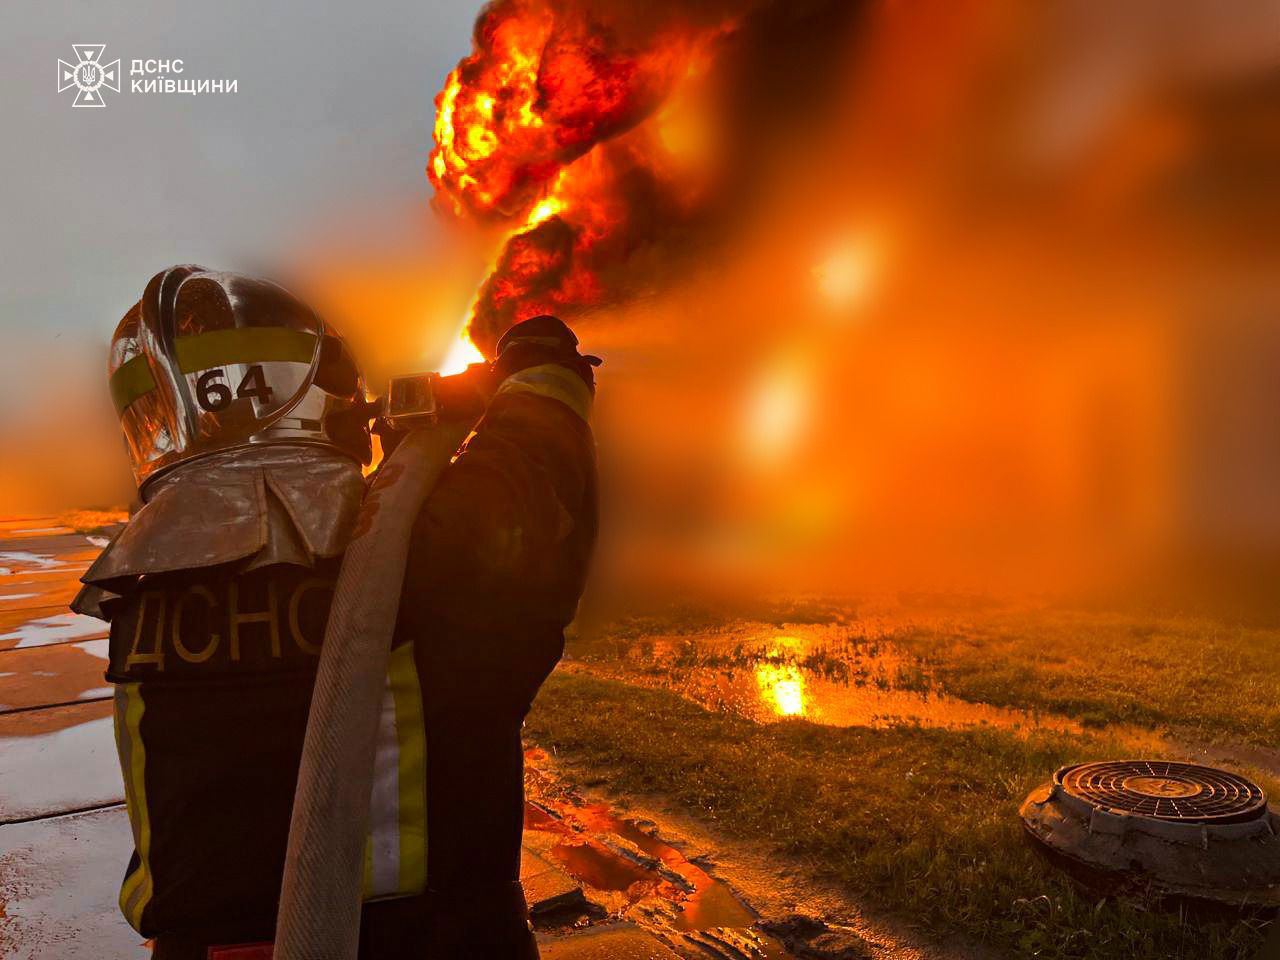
0 535 97 556
522 846 586 917
539 924 682 959
0 640 111 712
0 547 97 576
0 525 74 538
0 519 65 531
0 531 97 618
0 520 77 538
0 516 123 536
0 703 121 823
0 578 89 615
0 805 145 959
0 608 71 636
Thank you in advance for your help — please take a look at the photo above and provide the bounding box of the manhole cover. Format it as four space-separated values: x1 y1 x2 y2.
1021 759 1280 907
1056 760 1266 824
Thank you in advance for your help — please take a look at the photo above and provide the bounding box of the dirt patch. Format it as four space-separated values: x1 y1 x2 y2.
525 746 1001 960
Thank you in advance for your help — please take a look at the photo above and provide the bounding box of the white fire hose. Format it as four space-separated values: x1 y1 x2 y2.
274 422 469 960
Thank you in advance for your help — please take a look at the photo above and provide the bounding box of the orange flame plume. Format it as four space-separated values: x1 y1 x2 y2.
429 0 729 357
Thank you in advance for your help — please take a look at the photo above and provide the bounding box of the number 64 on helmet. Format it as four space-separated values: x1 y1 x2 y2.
108 265 372 492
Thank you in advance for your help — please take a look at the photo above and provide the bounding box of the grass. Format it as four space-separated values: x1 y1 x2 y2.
577 599 1280 748
887 610 1280 746
593 597 852 644
526 671 1268 960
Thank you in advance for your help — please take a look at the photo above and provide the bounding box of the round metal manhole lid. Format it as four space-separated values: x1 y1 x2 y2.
1055 760 1267 824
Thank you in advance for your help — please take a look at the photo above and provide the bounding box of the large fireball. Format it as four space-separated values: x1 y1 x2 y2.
429 0 729 356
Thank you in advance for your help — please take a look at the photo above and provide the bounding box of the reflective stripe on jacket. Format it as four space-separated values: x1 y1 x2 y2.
107 563 429 936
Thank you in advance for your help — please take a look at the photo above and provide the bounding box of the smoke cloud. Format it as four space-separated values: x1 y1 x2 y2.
430 0 869 353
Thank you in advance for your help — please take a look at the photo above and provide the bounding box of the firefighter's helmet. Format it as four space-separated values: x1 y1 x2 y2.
109 265 372 491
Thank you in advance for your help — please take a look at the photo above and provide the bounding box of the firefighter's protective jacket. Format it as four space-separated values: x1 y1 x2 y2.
91 361 596 940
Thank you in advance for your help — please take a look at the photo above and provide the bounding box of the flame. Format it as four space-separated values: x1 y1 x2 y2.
526 193 563 227
437 327 487 376
428 0 733 356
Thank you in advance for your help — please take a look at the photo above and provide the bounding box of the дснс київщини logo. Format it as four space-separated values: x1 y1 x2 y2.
56 47 238 104
58 44 121 107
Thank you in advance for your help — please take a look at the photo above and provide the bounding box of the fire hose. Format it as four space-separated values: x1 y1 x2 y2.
273 420 470 960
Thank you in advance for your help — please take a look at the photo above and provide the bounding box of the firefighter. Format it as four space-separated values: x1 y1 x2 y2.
76 266 598 959
389 312 598 958
74 265 404 958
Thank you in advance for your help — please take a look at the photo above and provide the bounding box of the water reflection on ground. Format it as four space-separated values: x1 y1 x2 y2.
754 659 807 717
524 750 793 958
570 618 1280 784
0 709 121 822
573 625 1086 737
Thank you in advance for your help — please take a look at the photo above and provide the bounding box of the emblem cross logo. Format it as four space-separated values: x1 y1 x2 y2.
58 44 121 108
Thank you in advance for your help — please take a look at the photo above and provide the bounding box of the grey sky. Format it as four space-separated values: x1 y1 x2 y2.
0 0 479 419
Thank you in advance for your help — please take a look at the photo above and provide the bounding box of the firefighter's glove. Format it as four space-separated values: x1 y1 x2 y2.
371 410 406 460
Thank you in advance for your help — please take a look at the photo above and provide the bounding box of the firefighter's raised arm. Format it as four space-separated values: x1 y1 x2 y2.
400 315 600 634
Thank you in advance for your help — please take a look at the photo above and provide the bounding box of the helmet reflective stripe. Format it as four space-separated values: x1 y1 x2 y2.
110 327 319 413
362 641 427 899
110 353 159 415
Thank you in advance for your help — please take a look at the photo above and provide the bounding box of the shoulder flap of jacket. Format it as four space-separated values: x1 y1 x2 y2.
75 447 364 615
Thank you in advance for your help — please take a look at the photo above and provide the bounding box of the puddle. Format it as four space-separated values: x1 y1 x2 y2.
575 625 1280 782
0 806 142 960
575 806 759 933
577 628 1085 738
0 553 67 574
0 613 107 651
545 830 655 893
686 661 1083 735
0 709 122 822
524 753 791 957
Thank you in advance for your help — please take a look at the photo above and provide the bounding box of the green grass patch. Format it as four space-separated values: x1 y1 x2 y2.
526 672 1267 960
888 610 1280 746
577 600 1280 748
593 597 851 644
